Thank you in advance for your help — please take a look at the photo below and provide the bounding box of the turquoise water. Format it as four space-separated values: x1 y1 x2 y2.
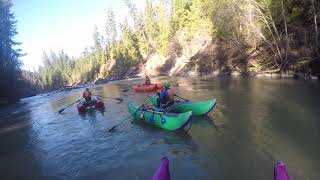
0 77 319 179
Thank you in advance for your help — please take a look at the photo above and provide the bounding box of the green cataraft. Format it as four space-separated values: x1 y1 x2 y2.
148 96 217 116
128 101 192 131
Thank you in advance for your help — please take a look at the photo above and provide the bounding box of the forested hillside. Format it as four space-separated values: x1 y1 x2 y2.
1 0 320 101
37 0 320 90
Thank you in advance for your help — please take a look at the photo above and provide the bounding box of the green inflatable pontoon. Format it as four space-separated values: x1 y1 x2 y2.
148 96 217 116
128 101 192 131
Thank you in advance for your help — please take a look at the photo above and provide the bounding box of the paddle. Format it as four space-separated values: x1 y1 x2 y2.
122 89 129 92
96 95 123 102
147 94 184 113
144 109 166 115
148 94 190 113
107 97 154 132
58 99 81 113
156 94 191 113
173 94 190 102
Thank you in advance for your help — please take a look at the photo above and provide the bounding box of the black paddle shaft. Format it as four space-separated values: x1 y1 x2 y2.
96 95 123 101
174 94 189 102
58 99 81 113
107 96 155 132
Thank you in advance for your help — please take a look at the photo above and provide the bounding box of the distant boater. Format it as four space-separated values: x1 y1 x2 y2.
144 73 151 86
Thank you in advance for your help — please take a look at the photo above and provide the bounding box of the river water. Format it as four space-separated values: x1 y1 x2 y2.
0 77 319 180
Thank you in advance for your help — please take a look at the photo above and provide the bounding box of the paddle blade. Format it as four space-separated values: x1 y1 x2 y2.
122 89 129 92
115 98 124 102
58 108 65 113
152 157 170 180
108 126 117 132
274 161 290 180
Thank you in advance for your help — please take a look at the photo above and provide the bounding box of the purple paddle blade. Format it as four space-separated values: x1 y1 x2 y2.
152 157 170 180
274 161 290 180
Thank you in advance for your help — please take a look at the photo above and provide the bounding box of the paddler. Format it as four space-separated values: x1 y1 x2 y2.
157 82 174 108
83 88 92 102
144 73 151 85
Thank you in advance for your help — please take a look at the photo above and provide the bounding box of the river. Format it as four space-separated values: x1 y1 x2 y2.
0 77 319 180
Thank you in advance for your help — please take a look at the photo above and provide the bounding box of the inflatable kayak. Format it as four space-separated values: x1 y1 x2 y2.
156 82 164 89
132 82 164 92
128 101 192 131
132 84 157 92
274 161 290 180
77 98 105 113
152 157 170 180
148 96 217 116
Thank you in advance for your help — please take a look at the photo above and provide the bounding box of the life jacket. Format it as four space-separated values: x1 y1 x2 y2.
159 88 173 103
159 89 168 103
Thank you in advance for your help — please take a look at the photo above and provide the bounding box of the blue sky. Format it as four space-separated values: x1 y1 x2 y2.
12 0 145 71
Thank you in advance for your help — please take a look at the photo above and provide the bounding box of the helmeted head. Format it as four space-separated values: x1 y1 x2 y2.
86 88 89 91
164 82 170 89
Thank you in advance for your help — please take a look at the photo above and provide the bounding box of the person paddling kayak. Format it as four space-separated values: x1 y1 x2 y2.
157 82 174 108
83 88 92 102
144 73 151 85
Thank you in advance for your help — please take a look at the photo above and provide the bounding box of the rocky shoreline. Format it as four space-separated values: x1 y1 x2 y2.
11 71 319 103
79 70 319 89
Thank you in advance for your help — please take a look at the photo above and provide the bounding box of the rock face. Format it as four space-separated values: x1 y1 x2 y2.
212 70 220 77
231 71 240 77
93 77 108 85
310 75 318 80
281 73 294 78
139 32 211 77
73 81 84 87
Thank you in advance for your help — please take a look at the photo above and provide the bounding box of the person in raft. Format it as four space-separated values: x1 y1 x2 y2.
83 88 92 103
144 73 151 86
157 82 174 108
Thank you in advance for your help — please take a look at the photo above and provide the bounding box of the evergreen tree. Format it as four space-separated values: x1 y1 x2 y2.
156 0 172 55
105 8 117 46
92 26 105 68
0 0 22 103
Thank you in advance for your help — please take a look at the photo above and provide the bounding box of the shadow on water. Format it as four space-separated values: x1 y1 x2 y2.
78 110 105 119
0 101 44 180
192 115 219 128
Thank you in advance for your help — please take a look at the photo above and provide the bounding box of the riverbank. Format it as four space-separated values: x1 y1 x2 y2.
91 70 319 88
38 71 320 98
17 69 319 103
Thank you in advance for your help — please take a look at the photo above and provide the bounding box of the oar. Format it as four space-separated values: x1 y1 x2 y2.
148 94 180 113
144 109 166 115
160 94 192 112
107 98 154 132
174 94 190 102
96 95 123 102
58 99 81 113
